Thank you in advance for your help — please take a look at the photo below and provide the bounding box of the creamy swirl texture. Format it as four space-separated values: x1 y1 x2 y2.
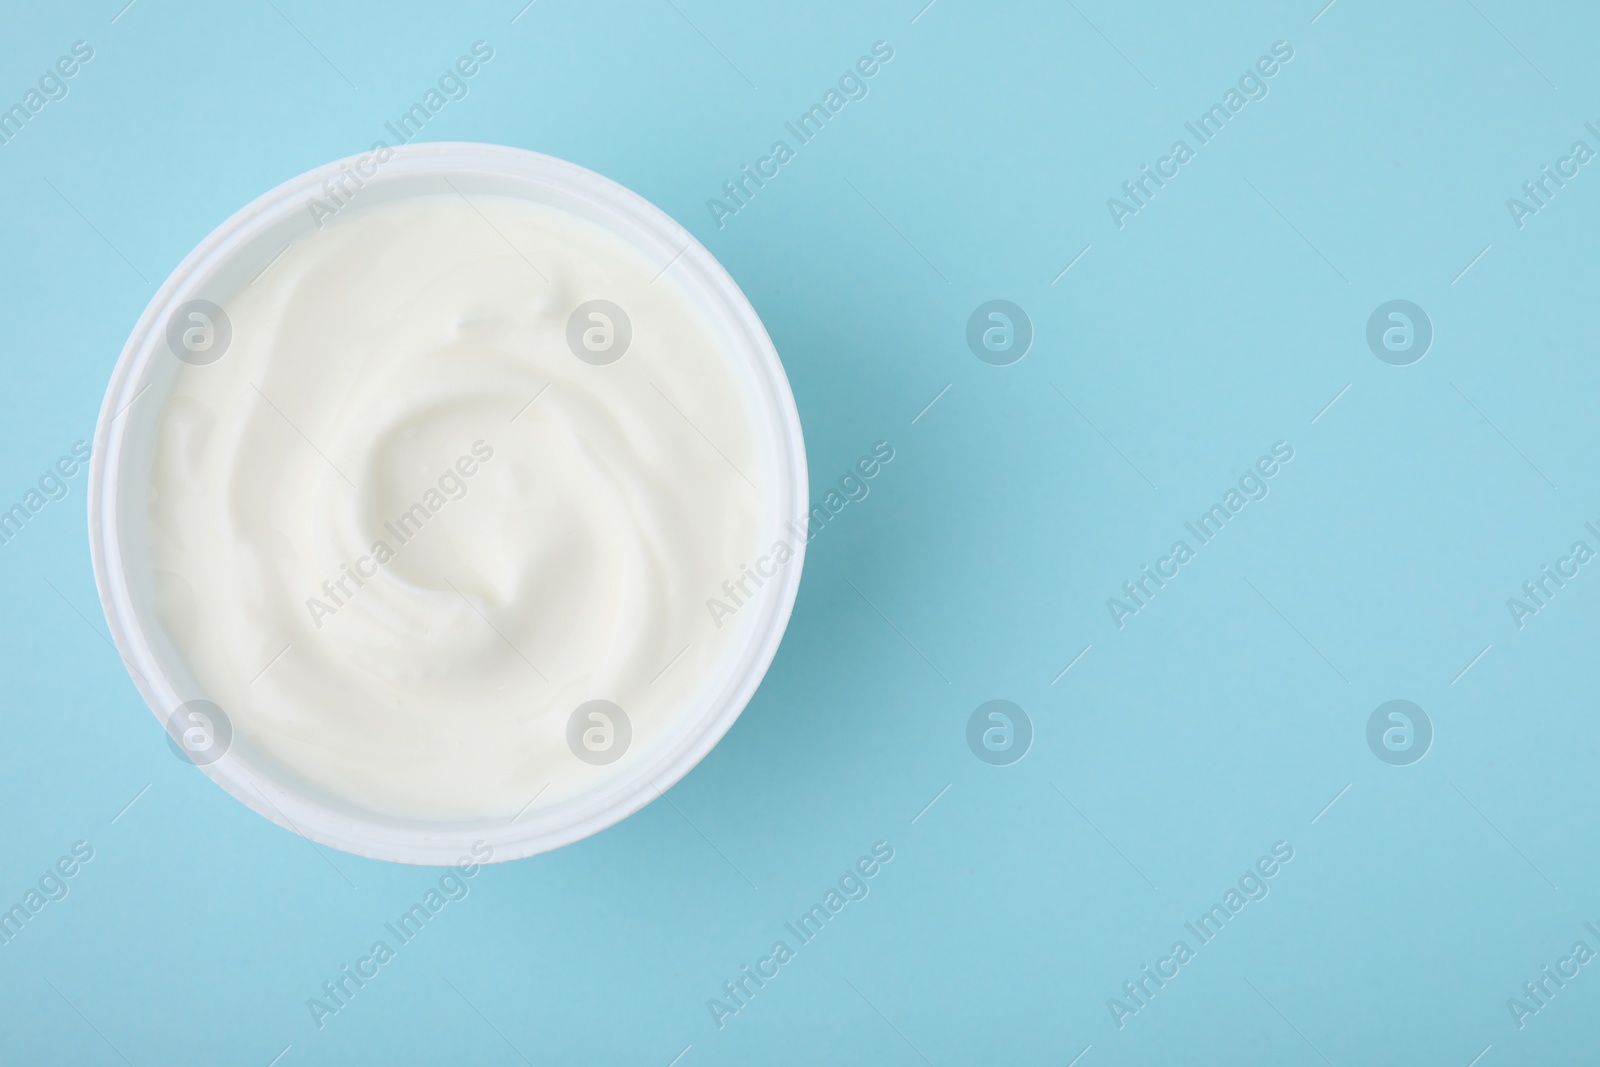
146 193 764 820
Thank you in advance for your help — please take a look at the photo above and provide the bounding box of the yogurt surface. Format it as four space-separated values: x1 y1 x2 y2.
146 192 768 820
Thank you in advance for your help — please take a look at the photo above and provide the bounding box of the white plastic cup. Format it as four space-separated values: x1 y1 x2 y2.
88 143 807 865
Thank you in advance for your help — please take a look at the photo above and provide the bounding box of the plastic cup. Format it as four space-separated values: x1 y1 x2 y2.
87 143 807 865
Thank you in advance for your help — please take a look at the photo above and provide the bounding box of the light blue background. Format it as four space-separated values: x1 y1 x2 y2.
1 0 1596 1063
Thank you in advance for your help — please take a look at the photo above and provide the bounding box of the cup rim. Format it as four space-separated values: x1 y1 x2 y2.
86 142 808 865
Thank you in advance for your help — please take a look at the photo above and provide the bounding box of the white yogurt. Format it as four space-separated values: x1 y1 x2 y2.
145 192 767 820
